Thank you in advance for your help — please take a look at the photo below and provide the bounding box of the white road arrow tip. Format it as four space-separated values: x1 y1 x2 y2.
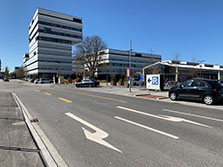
159 115 212 128
65 112 122 153
82 127 122 153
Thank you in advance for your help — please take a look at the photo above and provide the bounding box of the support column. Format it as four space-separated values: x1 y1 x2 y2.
218 71 221 81
175 67 178 82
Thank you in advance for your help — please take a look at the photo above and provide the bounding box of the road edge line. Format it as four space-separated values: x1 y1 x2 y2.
13 93 68 167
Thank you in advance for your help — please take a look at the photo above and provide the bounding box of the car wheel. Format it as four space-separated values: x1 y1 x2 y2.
203 95 214 105
169 92 177 101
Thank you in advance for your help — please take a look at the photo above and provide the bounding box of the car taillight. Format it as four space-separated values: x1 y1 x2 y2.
213 88 217 92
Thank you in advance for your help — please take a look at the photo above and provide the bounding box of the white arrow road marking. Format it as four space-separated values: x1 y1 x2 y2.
159 115 211 128
115 116 179 139
117 106 211 128
163 109 223 122
65 112 122 153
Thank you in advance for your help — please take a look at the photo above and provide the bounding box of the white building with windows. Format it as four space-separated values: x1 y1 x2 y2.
24 8 82 78
97 48 161 80
72 56 84 77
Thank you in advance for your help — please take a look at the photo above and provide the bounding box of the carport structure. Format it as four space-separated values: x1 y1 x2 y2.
143 60 223 83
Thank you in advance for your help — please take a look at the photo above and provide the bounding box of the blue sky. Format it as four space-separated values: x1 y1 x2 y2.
0 0 222 72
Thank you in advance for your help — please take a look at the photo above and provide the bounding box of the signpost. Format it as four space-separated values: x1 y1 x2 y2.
128 40 132 92
127 68 133 77
146 74 160 90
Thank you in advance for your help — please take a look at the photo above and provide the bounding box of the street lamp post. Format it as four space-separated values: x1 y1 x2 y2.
129 40 132 92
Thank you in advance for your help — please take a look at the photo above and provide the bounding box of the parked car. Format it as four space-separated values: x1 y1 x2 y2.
132 79 140 86
75 79 99 87
164 81 178 90
28 78 36 83
34 78 52 84
3 78 9 82
169 78 223 105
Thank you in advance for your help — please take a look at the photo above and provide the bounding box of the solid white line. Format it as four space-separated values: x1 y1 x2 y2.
115 116 179 139
117 106 163 119
117 106 211 128
13 93 68 167
162 109 223 122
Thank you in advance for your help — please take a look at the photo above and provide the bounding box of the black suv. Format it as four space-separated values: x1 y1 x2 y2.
169 79 223 105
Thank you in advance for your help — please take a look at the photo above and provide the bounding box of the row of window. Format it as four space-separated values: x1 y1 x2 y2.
38 21 82 32
38 44 71 51
39 13 82 24
110 63 143 68
39 67 71 71
108 52 161 60
24 59 71 69
38 28 82 39
37 37 72 44
38 50 71 57
24 67 71 73
39 60 71 64
109 58 155 64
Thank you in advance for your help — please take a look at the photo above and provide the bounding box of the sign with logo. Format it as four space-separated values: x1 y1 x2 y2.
146 74 160 90
140 75 144 81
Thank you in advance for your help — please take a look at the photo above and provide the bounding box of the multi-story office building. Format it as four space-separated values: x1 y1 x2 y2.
24 8 82 78
97 48 162 80
72 56 84 77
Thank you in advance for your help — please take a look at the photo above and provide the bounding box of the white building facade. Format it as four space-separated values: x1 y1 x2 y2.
97 49 161 80
24 8 82 78
72 56 84 77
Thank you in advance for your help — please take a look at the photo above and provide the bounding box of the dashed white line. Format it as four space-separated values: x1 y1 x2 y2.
162 109 223 122
115 116 179 139
117 106 211 128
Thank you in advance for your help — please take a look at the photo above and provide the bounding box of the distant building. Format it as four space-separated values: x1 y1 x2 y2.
23 8 82 78
143 60 223 83
96 48 161 80
14 67 21 74
14 67 24 79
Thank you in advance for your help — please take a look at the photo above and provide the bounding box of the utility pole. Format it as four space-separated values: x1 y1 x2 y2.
129 40 132 92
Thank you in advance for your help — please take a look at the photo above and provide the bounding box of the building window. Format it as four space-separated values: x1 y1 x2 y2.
73 18 82 23
37 37 72 44
38 29 82 39
38 21 82 32
135 53 142 57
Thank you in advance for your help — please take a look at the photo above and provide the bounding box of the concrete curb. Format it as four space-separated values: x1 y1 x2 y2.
13 93 68 167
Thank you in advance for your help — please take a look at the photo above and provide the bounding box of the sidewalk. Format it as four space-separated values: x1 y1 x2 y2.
74 85 223 110
76 84 169 99
0 91 45 167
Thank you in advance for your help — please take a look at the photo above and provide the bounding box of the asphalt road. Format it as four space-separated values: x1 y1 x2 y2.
1 80 223 167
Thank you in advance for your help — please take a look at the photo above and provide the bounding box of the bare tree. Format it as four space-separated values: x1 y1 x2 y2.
17 67 24 78
173 52 180 61
75 36 107 78
4 66 9 77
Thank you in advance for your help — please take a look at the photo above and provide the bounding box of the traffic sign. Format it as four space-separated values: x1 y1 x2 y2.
146 74 160 90
127 68 133 77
